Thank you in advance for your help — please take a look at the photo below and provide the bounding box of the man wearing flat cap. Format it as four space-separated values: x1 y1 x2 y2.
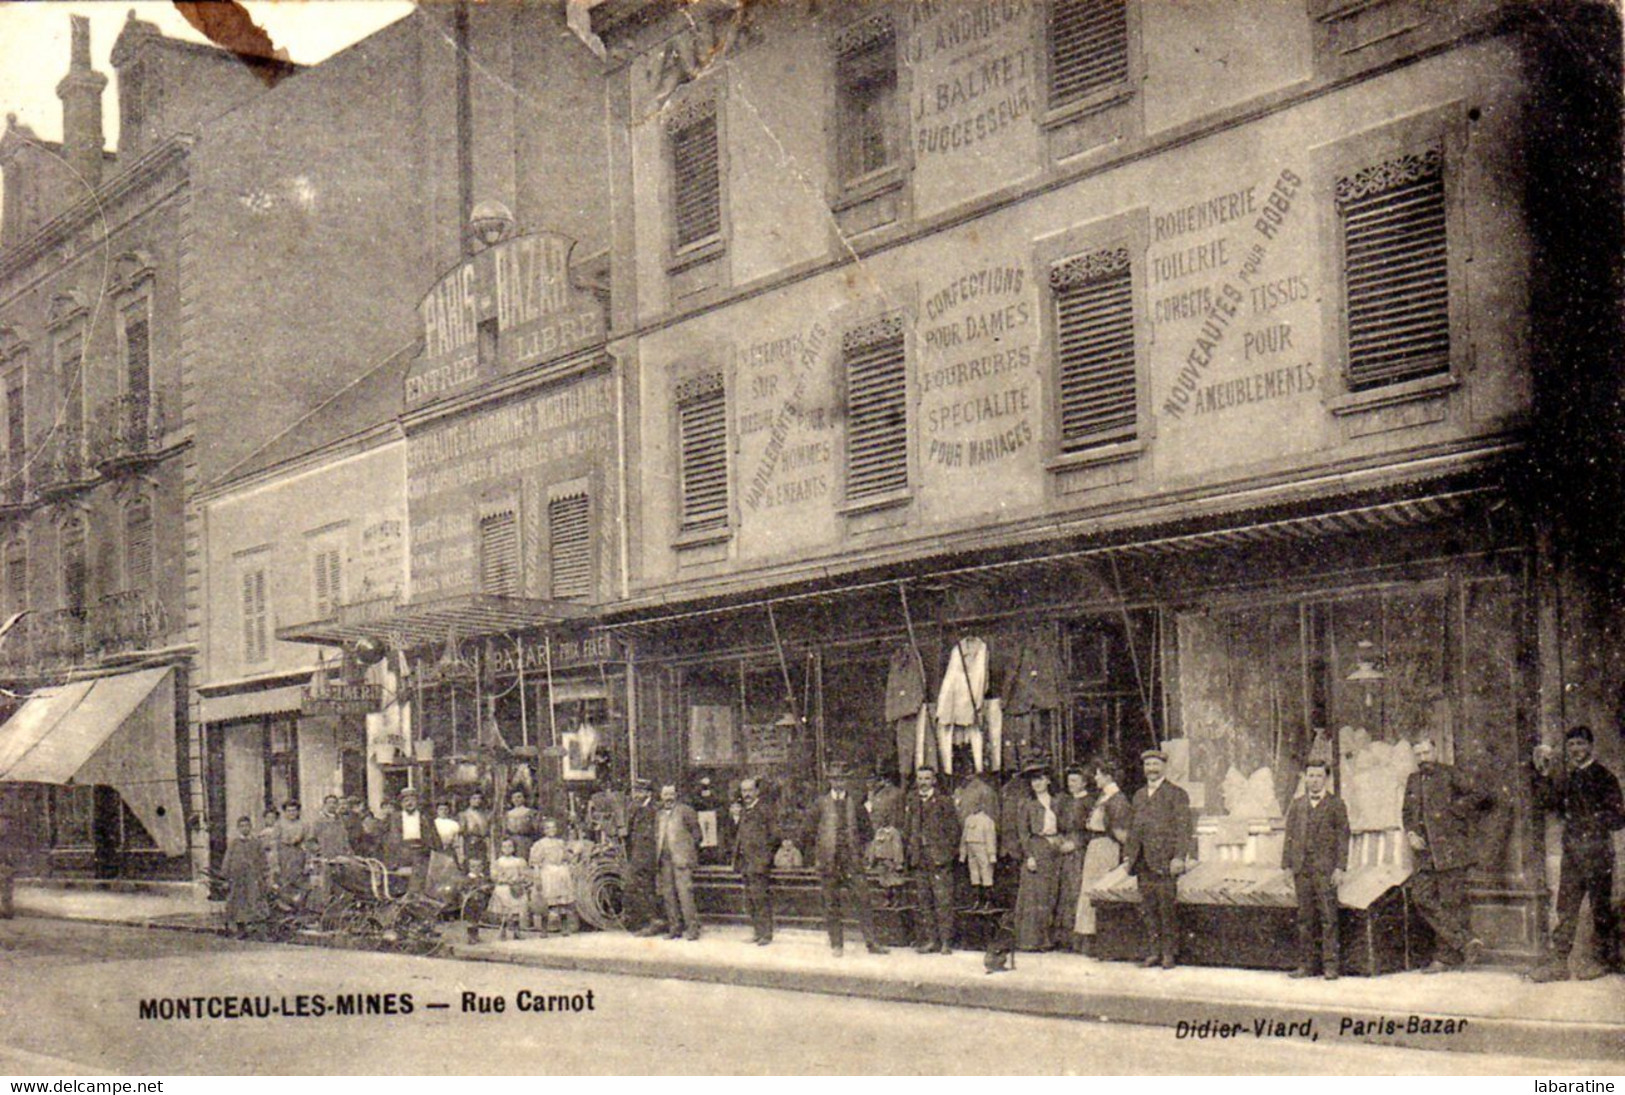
1123 748 1195 969
1530 726 1623 981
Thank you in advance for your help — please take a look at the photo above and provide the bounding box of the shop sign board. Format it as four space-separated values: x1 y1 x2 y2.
301 682 383 717
404 231 605 407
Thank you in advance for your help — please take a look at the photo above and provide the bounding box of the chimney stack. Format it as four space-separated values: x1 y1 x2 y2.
56 15 108 190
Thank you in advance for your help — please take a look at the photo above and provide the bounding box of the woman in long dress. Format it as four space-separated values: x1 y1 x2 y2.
1074 758 1133 952
222 816 270 935
1013 764 1066 951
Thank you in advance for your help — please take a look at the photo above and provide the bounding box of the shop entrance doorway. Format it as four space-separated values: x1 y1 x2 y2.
1064 611 1160 792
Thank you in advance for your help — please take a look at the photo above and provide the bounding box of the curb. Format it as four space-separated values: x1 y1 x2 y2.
445 942 1624 1063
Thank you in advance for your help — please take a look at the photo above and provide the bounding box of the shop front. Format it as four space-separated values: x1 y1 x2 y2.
0 663 192 880
611 483 1544 961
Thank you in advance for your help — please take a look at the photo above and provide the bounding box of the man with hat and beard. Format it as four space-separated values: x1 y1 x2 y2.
1123 748 1195 968
804 761 888 956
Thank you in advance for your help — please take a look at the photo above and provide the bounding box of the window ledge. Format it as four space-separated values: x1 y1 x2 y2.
831 165 906 213
837 487 912 517
668 235 726 275
1040 87 1135 132
1044 437 1145 473
672 524 732 551
1329 371 1457 415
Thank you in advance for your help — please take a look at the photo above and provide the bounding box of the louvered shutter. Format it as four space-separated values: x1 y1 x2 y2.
844 317 908 499
1338 146 1449 391
58 335 83 442
313 551 330 617
677 375 729 531
243 569 266 663
61 520 86 617
479 511 519 596
671 113 721 248
124 501 153 592
7 544 26 613
548 493 591 600
5 374 23 502
1051 247 1137 450
1048 0 1129 109
124 313 151 410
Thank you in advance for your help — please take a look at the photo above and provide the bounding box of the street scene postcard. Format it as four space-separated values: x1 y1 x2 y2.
0 0 1623 1078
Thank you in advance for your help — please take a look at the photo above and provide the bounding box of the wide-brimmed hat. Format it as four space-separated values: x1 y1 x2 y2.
1019 759 1052 778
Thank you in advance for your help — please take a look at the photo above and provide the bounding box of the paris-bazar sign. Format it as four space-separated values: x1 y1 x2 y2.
404 231 605 407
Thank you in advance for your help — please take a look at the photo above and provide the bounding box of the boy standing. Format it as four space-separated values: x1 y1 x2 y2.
1283 760 1350 979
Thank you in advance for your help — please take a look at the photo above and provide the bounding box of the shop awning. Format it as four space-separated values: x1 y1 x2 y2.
601 486 1498 634
276 593 595 649
0 666 185 855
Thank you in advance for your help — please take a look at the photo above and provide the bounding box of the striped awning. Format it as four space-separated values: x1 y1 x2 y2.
277 594 595 649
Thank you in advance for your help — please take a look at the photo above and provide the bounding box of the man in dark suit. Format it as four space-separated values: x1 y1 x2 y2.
1282 760 1351 980
624 778 663 936
1123 748 1195 969
732 777 778 945
903 766 961 954
655 782 704 940
1530 726 1624 981
804 761 888 956
1403 737 1494 972
379 788 446 889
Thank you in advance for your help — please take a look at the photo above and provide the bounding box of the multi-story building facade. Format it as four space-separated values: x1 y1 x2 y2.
585 0 1623 961
0 14 293 880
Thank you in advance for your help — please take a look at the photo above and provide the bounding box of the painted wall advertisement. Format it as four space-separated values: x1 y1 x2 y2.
407 372 615 600
404 231 606 408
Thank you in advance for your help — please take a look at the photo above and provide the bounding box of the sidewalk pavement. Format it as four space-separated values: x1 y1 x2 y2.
13 881 1621 1063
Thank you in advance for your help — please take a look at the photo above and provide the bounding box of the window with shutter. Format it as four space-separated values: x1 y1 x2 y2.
6 540 26 614
312 547 342 617
676 373 729 533
479 511 520 596
123 304 151 411
1047 0 1130 110
843 316 908 500
4 371 23 503
835 17 898 185
242 568 267 663
1050 246 1137 452
56 333 83 444
60 519 87 617
124 501 153 592
1337 145 1449 391
548 493 592 600
669 103 721 250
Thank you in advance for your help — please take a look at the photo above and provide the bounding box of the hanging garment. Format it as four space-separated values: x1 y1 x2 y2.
912 704 940 773
1002 629 1063 716
986 698 1004 771
936 637 988 727
884 644 926 723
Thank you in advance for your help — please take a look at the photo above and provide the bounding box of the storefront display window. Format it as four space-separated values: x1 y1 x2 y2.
1176 602 1307 819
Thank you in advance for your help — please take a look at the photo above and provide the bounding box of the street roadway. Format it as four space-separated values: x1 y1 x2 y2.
0 918 1615 1075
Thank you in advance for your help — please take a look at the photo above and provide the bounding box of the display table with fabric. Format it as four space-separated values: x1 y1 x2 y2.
1087 828 1430 974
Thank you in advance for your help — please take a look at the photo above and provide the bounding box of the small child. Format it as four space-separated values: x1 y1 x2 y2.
529 817 578 935
489 838 530 941
866 824 909 909
959 806 997 910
